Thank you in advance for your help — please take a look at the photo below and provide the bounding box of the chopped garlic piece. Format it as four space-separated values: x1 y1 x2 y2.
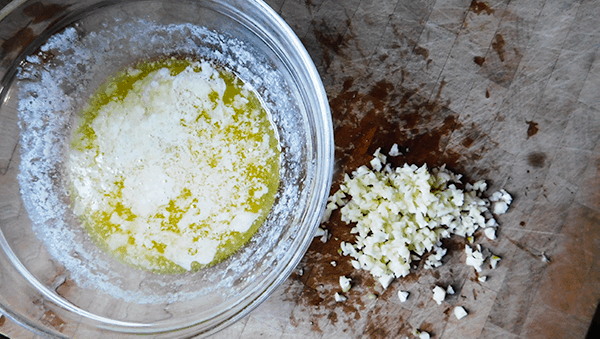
465 245 485 272
432 285 446 305
478 275 487 283
389 143 402 156
541 252 550 263
490 189 512 215
473 180 487 191
320 229 330 243
493 201 510 215
331 261 337 267
315 227 326 237
398 290 409 302
340 276 352 292
379 274 394 289
484 227 496 240
447 285 455 295
314 227 329 243
454 306 468 320
490 255 501 269
425 246 447 269
334 292 347 302
413 329 431 339
486 218 498 227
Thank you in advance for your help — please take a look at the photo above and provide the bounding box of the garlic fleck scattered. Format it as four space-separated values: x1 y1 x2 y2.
454 306 468 320
334 292 347 302
389 143 402 156
339 276 352 292
484 227 497 240
489 189 512 215
378 274 394 289
490 255 501 269
465 245 485 272
432 285 446 305
413 329 431 339
398 290 409 302
541 251 550 263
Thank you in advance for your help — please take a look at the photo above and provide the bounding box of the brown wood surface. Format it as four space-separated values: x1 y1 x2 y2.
1 0 599 338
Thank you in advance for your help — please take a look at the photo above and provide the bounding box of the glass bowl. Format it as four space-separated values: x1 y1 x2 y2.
0 0 333 337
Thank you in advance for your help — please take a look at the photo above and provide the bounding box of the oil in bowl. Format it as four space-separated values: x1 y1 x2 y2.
68 57 280 274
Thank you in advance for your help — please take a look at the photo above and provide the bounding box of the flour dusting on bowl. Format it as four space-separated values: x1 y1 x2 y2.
17 19 305 304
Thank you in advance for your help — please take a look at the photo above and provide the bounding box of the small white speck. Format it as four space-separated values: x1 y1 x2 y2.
398 290 409 302
454 306 468 320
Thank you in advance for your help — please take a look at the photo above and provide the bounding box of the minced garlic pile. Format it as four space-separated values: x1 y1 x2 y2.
322 147 511 289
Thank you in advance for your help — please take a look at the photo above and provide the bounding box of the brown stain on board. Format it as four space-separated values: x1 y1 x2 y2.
470 0 495 15
40 310 65 331
526 120 539 139
527 152 547 168
364 304 411 339
462 136 475 148
414 46 429 59
420 322 435 335
474 56 486 66
1 27 36 54
331 80 465 173
492 34 506 62
478 10 526 87
23 2 68 24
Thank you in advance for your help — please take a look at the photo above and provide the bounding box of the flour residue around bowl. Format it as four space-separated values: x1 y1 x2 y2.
17 19 305 304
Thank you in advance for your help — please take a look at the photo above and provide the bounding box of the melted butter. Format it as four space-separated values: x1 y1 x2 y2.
68 57 280 274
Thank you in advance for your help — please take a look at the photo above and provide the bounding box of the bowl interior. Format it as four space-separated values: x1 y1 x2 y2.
0 0 332 337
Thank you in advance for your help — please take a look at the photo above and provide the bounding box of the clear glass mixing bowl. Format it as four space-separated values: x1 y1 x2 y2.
0 0 333 337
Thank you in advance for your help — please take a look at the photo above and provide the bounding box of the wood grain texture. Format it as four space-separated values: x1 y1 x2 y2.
1 0 599 338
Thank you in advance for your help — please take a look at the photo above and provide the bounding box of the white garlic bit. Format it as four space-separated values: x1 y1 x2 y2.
454 306 468 320
398 290 409 302
339 276 352 292
489 189 512 215
378 274 394 289
490 254 501 269
413 329 431 339
465 245 485 272
432 285 446 305
484 227 497 240
389 143 402 156
334 292 347 302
